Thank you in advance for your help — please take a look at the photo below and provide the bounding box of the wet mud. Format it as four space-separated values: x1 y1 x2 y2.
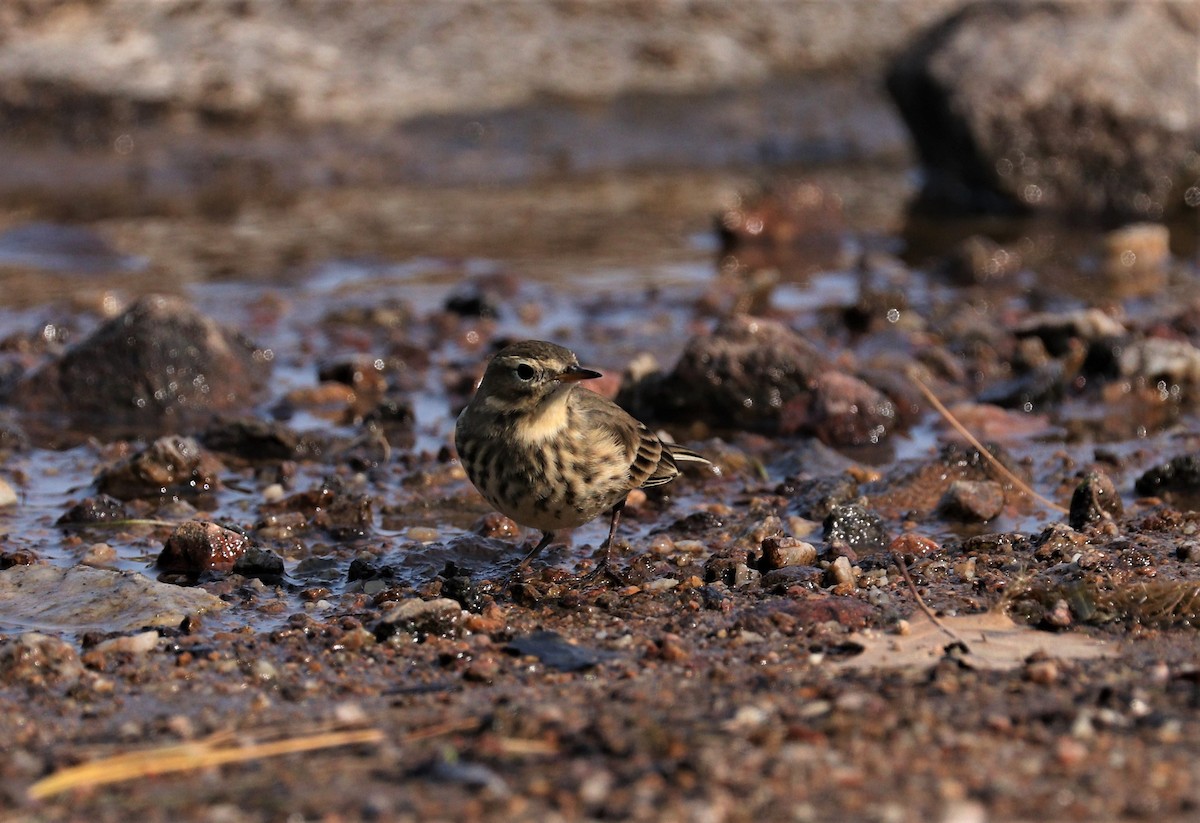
0 32 1198 819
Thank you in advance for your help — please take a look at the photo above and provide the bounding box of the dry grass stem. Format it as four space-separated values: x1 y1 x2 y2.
909 373 1068 514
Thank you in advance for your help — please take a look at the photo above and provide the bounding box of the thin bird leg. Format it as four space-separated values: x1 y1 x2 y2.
518 530 557 567
599 499 625 550
584 499 627 582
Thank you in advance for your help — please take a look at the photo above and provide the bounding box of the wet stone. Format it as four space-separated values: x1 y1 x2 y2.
937 480 1005 523
375 597 464 640
823 503 890 555
157 520 254 574
622 314 827 435
56 494 132 526
96 435 224 501
232 546 285 581
1015 309 1126 358
268 479 374 539
936 234 1022 285
825 555 856 588
15 293 272 434
201 417 311 462
1135 455 1200 497
760 536 818 571
795 370 897 446
364 392 416 449
759 565 824 591
776 472 860 521
0 564 226 632
0 548 40 569
887 0 1198 218
704 550 755 586
1069 471 1124 530
90 629 162 656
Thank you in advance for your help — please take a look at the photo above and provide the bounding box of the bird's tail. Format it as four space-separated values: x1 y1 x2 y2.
667 443 712 466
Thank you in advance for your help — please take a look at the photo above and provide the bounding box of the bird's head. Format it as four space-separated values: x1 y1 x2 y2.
475 340 600 412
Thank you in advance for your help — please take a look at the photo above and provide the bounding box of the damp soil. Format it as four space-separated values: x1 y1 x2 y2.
1 155 1200 822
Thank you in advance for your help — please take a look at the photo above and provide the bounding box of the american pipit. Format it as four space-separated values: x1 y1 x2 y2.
455 340 709 570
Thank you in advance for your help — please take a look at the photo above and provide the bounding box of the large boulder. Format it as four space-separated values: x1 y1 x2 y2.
620 315 897 445
887 0 1200 220
16 294 271 437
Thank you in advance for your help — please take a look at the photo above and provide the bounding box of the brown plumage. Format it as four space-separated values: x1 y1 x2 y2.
455 340 709 568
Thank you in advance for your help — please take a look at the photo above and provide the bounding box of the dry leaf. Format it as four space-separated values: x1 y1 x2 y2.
838 610 1111 671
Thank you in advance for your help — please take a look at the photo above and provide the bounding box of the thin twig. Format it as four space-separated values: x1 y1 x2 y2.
28 726 384 801
909 372 1068 514
892 549 963 645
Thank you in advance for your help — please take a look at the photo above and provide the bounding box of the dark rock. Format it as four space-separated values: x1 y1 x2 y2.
375 598 464 640
759 565 824 591
265 478 374 539
1069 471 1123 530
16 294 272 435
347 556 394 583
1014 309 1126 358
157 520 253 573
293 556 341 584
505 630 619 672
439 566 488 613
704 550 757 587
201 418 313 462
444 288 501 319
95 435 224 500
795 370 897 446
231 546 285 580
775 472 860 521
937 479 1005 523
0 548 40 569
56 494 132 526
1136 455 1200 496
621 314 827 435
664 510 726 538
977 360 1067 412
887 1 1200 219
364 392 416 448
823 503 890 555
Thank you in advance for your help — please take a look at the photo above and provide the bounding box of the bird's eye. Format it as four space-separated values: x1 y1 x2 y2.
515 363 536 381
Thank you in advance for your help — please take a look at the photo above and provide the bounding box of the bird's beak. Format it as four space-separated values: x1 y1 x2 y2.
559 364 602 383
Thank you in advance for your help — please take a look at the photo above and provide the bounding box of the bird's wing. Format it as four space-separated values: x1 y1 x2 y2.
570 387 711 490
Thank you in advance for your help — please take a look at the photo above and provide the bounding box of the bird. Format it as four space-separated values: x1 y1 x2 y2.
455 340 710 573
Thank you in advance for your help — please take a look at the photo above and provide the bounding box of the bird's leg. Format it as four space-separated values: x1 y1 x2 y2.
519 530 557 568
584 499 627 583
501 530 557 592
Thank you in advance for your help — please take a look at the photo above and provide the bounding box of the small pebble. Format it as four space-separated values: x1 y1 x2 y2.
93 630 161 656
81 542 118 568
826 555 855 588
